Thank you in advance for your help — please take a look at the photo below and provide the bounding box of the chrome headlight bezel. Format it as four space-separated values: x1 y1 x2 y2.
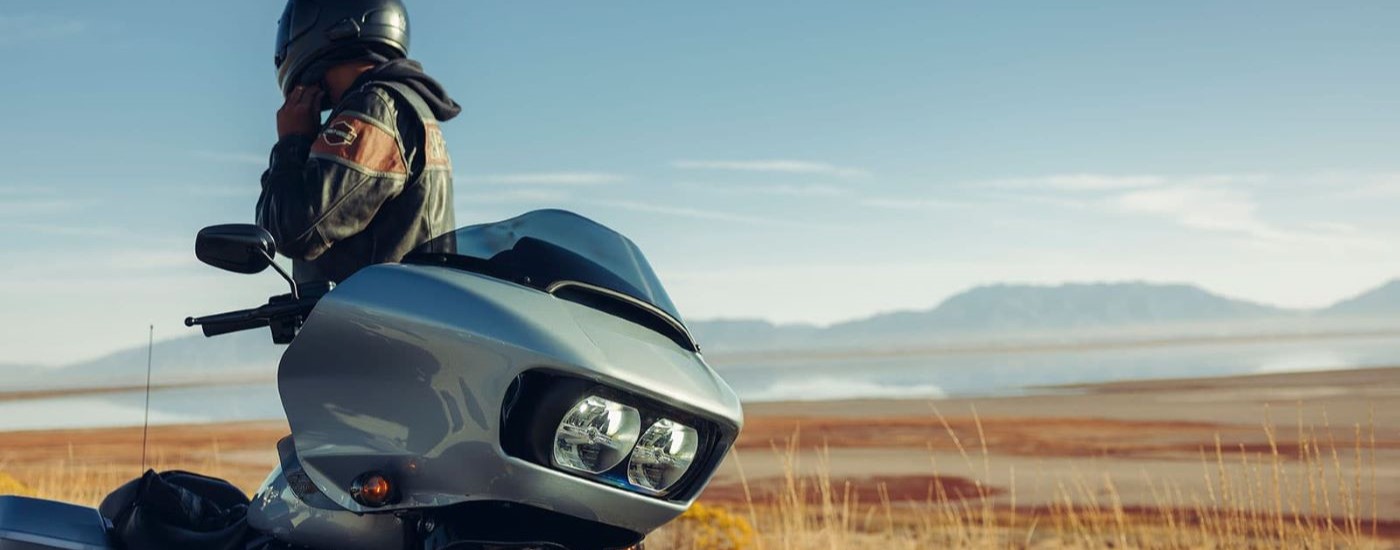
627 419 701 495
500 370 738 501
551 395 642 474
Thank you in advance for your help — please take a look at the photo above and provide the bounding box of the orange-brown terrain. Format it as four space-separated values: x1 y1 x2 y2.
2 367 1398 547
693 367 1400 546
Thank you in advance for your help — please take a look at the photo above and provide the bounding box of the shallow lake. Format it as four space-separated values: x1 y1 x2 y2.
2 334 1397 431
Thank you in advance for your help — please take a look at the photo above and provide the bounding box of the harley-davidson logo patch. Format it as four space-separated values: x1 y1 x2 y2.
321 120 359 147
309 113 407 175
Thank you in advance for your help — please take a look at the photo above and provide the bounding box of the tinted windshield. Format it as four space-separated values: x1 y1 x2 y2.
406 209 684 325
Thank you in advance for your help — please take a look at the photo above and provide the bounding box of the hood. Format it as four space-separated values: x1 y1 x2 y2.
355 58 463 121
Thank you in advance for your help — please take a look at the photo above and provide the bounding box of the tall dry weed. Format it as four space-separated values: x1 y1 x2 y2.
1 409 1391 549
653 407 1392 549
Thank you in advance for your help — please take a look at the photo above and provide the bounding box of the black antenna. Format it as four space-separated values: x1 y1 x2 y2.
141 324 154 473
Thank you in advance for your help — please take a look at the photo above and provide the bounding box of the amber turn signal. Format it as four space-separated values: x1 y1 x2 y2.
351 472 396 507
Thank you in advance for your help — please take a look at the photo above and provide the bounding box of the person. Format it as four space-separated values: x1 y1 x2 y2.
257 0 461 284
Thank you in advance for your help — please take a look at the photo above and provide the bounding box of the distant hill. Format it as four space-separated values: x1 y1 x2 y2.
693 282 1295 351
1323 279 1400 317
0 364 43 382
687 319 822 352
0 330 281 391
822 282 1288 343
8 280 1400 391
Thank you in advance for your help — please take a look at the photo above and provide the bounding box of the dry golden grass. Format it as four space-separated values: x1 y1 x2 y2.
651 409 1397 549
0 421 284 507
1 413 1395 548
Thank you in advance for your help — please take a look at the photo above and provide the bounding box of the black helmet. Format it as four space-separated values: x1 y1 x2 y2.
275 0 411 95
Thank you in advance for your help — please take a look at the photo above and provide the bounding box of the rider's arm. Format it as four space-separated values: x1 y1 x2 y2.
256 87 410 261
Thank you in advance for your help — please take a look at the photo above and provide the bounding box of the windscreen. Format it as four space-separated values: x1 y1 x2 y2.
406 209 683 324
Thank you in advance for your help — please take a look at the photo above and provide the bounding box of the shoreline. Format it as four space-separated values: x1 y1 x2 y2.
703 326 1400 364
724 365 1400 521
3 366 1397 524
0 376 277 403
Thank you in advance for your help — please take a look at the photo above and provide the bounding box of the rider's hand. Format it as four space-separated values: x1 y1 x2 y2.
276 85 325 139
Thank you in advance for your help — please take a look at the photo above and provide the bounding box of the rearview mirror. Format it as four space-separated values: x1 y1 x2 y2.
196 224 276 274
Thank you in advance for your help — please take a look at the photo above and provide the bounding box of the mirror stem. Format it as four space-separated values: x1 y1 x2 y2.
259 249 299 300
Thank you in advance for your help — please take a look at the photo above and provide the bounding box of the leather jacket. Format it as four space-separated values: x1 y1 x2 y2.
256 78 455 283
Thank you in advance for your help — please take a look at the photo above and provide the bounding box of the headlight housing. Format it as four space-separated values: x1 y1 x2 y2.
552 396 642 474
501 371 739 502
627 419 700 494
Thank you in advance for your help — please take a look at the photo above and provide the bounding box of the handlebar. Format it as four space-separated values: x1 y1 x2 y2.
185 281 334 341
189 315 269 337
185 298 317 337
185 308 256 327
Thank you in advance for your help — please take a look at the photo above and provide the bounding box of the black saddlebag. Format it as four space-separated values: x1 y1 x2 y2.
98 469 252 550
0 495 113 549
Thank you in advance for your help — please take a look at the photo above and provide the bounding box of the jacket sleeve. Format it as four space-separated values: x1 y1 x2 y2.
256 88 411 261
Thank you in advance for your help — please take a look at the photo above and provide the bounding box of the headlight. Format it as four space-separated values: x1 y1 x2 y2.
627 419 700 494
553 395 642 474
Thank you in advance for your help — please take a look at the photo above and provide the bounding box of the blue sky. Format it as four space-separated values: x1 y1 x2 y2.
3 1 1400 364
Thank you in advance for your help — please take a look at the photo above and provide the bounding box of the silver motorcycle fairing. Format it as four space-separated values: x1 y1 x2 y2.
248 464 406 550
249 437 408 550
265 262 742 536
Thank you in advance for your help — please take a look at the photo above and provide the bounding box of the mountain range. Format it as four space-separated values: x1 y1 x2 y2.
689 279 1400 352
6 279 1400 390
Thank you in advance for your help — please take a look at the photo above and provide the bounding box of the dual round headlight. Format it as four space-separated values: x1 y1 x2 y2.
552 395 701 495
627 419 699 493
553 396 642 474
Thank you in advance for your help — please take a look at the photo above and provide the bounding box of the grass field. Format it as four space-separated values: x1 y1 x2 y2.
2 368 1398 548
650 415 1394 549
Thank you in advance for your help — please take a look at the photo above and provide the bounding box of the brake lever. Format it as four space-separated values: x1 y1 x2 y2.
184 280 334 341
185 308 257 328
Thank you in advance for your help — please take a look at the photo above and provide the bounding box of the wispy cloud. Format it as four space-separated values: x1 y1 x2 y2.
0 198 82 215
677 182 849 198
0 185 91 224
954 172 1317 243
1332 173 1400 199
0 187 154 239
0 185 54 196
1080 175 1379 249
186 184 260 198
861 172 1380 250
581 198 809 227
459 189 571 204
672 159 870 179
0 221 142 239
0 248 191 276
1303 221 1361 234
986 174 1166 191
859 197 970 212
193 150 267 166
0 15 86 44
981 173 1265 191
459 172 627 185
1108 185 1286 241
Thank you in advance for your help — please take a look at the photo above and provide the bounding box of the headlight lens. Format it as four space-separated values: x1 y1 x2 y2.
553 396 642 474
627 419 700 494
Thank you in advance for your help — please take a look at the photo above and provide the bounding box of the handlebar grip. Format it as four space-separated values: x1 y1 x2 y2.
187 308 256 325
202 317 270 337
187 297 317 339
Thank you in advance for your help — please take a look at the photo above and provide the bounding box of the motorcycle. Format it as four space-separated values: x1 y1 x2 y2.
0 209 744 550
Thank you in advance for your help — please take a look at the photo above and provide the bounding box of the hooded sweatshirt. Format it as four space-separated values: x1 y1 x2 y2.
352 59 462 122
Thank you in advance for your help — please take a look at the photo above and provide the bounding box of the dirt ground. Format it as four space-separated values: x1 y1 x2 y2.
1 367 1397 530
714 366 1400 522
